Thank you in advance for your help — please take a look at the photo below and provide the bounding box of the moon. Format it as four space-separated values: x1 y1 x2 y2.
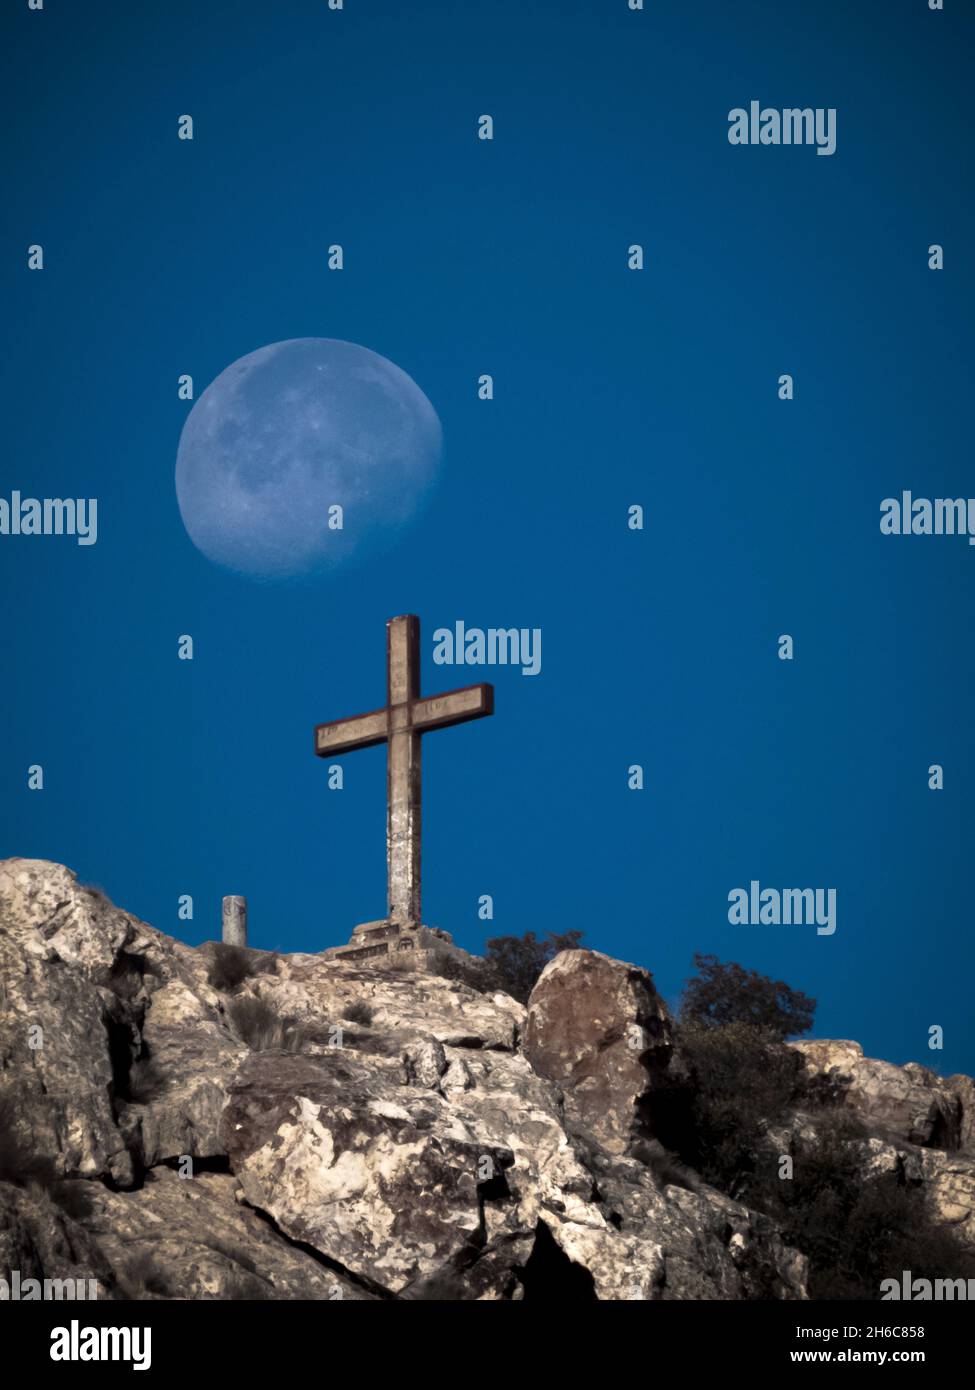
175 338 443 579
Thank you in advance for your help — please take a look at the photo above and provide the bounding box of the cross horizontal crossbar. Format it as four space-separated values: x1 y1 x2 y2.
314 683 493 755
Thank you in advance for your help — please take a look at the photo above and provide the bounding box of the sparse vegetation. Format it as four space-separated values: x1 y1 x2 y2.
49 1180 95 1220
226 995 309 1052
80 883 112 908
126 1053 168 1104
386 949 498 993
435 954 494 992
218 1270 274 1300
480 930 585 1004
109 950 151 1001
0 1094 60 1190
656 956 975 1299
657 1018 804 1196
762 1110 975 1299
207 943 278 993
343 999 374 1027
118 1251 172 1299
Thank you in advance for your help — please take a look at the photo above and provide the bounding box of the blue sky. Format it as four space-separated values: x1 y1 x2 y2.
2 1 973 1075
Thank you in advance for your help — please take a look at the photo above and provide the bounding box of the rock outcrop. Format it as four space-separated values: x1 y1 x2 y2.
791 1039 963 1148
787 1038 975 1254
0 858 970 1300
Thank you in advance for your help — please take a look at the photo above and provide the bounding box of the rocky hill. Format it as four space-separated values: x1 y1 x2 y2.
0 859 971 1300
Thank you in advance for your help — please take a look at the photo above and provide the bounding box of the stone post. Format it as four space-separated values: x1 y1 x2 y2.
222 895 247 947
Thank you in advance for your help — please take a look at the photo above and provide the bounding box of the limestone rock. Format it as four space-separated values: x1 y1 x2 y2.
80 1168 370 1300
948 1074 975 1155
0 860 135 1183
769 1111 975 1255
8 857 971 1301
220 1049 514 1295
402 1036 447 1089
523 948 674 1154
250 952 523 1052
791 1040 961 1147
0 858 249 1181
0 1181 115 1298
917 1149 975 1250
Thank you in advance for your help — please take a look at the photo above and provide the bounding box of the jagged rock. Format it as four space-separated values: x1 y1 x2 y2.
565 1137 808 1300
0 859 248 1180
918 1150 975 1250
6 858 971 1301
402 1036 447 1089
0 1181 115 1298
117 974 247 1170
442 1056 474 1093
261 953 524 1051
768 1110 975 1255
79 1168 370 1300
523 948 674 1155
948 1074 975 1155
220 1049 515 1295
0 861 135 1183
791 1040 961 1148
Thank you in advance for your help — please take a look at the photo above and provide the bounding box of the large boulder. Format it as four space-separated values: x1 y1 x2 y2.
523 948 674 1155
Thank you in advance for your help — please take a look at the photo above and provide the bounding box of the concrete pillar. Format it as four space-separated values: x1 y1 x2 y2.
222 895 247 947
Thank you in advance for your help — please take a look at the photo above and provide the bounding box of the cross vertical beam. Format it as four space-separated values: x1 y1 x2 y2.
386 615 422 924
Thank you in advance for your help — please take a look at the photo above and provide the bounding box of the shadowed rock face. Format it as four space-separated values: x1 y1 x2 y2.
0 858 970 1300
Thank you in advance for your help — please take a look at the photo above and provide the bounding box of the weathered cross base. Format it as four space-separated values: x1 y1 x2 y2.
324 918 476 974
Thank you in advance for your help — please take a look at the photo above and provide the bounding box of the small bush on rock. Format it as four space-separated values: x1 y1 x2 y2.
208 944 278 993
343 1000 374 1026
481 930 585 1004
226 996 308 1052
